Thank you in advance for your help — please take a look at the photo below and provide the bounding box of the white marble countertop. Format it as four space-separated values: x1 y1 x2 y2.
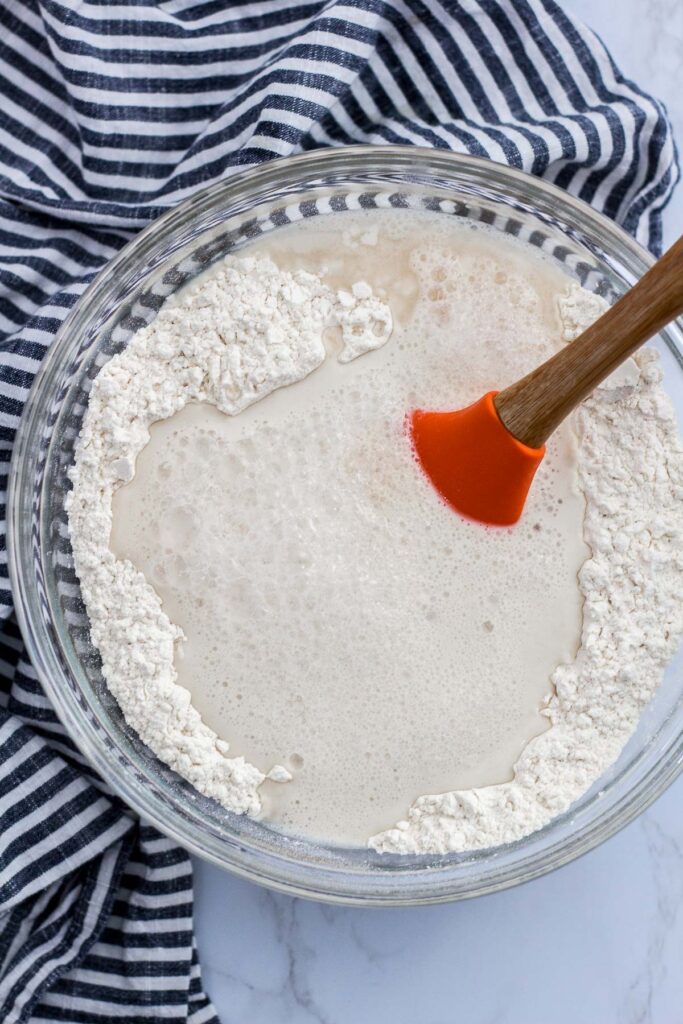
193 3 683 1020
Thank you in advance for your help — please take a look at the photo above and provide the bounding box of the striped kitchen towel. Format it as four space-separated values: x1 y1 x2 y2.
0 2 677 1022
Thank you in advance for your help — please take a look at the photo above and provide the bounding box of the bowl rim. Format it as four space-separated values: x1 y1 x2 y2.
8 144 683 906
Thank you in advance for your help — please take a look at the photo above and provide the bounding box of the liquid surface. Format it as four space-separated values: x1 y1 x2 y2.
110 211 588 845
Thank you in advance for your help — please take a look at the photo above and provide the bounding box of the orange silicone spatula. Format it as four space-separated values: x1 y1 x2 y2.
410 234 683 527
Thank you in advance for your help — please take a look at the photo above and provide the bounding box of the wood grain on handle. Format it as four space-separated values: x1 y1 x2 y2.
494 234 683 449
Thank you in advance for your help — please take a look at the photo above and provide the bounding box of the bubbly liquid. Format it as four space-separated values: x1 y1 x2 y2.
110 211 588 846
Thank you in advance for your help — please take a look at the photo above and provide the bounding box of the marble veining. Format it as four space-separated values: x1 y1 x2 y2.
193 2 683 1020
195 784 683 1023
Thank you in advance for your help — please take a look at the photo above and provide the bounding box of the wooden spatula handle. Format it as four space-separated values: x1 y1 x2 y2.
495 234 683 449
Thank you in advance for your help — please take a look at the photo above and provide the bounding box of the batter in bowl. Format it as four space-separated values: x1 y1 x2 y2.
68 210 683 853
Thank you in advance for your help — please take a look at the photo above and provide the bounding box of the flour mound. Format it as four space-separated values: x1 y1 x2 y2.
67 255 392 817
370 285 683 853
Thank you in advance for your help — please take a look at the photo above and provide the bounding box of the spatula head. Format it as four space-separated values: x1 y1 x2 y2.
410 391 545 527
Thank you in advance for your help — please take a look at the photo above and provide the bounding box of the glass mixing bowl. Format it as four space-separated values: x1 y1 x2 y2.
8 147 683 905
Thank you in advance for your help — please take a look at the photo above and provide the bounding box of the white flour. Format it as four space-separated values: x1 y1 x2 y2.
67 255 392 815
68 247 683 853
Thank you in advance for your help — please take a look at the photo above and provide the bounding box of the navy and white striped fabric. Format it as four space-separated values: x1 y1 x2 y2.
0 2 677 1021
